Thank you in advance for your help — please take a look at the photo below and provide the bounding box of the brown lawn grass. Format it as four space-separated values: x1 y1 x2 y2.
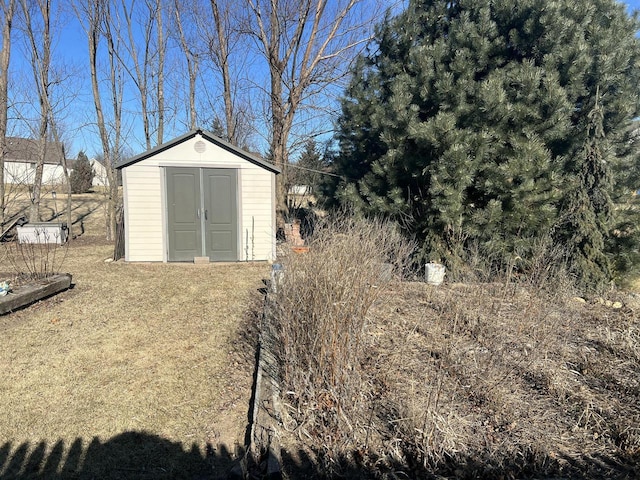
0 191 269 478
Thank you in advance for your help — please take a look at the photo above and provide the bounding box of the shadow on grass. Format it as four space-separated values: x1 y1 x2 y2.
276 445 640 479
0 432 241 480
4 435 638 480
44 200 104 231
1 198 103 240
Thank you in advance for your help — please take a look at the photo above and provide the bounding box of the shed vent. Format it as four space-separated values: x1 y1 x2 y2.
194 140 206 153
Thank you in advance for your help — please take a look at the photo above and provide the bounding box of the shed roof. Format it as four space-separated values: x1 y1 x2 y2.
3 137 66 165
116 129 280 174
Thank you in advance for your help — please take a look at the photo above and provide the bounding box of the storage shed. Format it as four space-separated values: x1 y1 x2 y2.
117 129 280 262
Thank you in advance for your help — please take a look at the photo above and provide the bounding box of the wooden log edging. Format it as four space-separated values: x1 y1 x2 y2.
0 273 72 315
257 292 284 479
236 281 283 480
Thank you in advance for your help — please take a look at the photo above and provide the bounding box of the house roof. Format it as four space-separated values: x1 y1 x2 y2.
3 137 66 165
116 129 281 174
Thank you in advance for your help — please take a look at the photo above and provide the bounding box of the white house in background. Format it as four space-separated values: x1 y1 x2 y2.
3 137 67 185
89 158 108 187
117 129 280 263
288 184 314 208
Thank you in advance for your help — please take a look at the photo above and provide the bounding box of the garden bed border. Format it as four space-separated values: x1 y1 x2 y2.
0 273 72 315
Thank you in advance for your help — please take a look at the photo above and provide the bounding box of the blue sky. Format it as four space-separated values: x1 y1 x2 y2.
7 0 640 161
627 0 640 10
78 0 640 158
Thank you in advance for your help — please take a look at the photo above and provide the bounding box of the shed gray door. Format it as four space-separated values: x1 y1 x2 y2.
203 168 238 261
166 167 238 262
166 167 202 261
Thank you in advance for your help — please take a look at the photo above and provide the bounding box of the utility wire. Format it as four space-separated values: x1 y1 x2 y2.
287 161 351 180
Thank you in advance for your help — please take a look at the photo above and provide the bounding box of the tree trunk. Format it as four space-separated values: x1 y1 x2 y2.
173 0 199 129
155 0 164 145
104 7 122 240
187 54 197 129
245 0 373 226
28 136 46 222
0 0 15 226
272 106 293 225
22 0 51 224
77 0 121 241
56 137 72 239
210 0 237 144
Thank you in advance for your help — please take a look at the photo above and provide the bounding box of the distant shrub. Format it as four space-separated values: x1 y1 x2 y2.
70 151 94 194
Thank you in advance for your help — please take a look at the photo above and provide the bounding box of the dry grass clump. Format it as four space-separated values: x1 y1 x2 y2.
450 234 577 297
359 280 640 478
269 216 413 453
271 231 639 478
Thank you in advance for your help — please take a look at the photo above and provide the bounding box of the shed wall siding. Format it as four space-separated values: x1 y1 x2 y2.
124 165 164 261
123 134 275 262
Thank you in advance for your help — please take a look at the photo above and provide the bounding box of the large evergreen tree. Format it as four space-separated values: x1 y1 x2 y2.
331 0 640 288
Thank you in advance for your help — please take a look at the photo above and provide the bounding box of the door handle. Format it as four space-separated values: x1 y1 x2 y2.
196 208 200 219
204 209 208 220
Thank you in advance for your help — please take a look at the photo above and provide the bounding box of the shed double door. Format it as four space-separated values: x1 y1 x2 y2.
166 167 238 262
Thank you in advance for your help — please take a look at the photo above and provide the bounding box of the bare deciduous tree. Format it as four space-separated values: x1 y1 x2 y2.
120 0 152 149
209 0 236 144
154 0 165 145
172 0 198 129
75 0 123 240
192 0 256 148
244 0 380 224
20 0 52 222
0 0 15 226
118 0 167 149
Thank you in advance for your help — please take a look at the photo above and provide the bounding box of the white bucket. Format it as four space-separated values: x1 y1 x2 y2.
425 263 446 286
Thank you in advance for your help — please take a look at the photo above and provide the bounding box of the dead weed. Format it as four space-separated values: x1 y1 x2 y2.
279 280 640 478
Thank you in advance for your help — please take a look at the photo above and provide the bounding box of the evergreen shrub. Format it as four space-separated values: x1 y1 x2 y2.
70 151 94 194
